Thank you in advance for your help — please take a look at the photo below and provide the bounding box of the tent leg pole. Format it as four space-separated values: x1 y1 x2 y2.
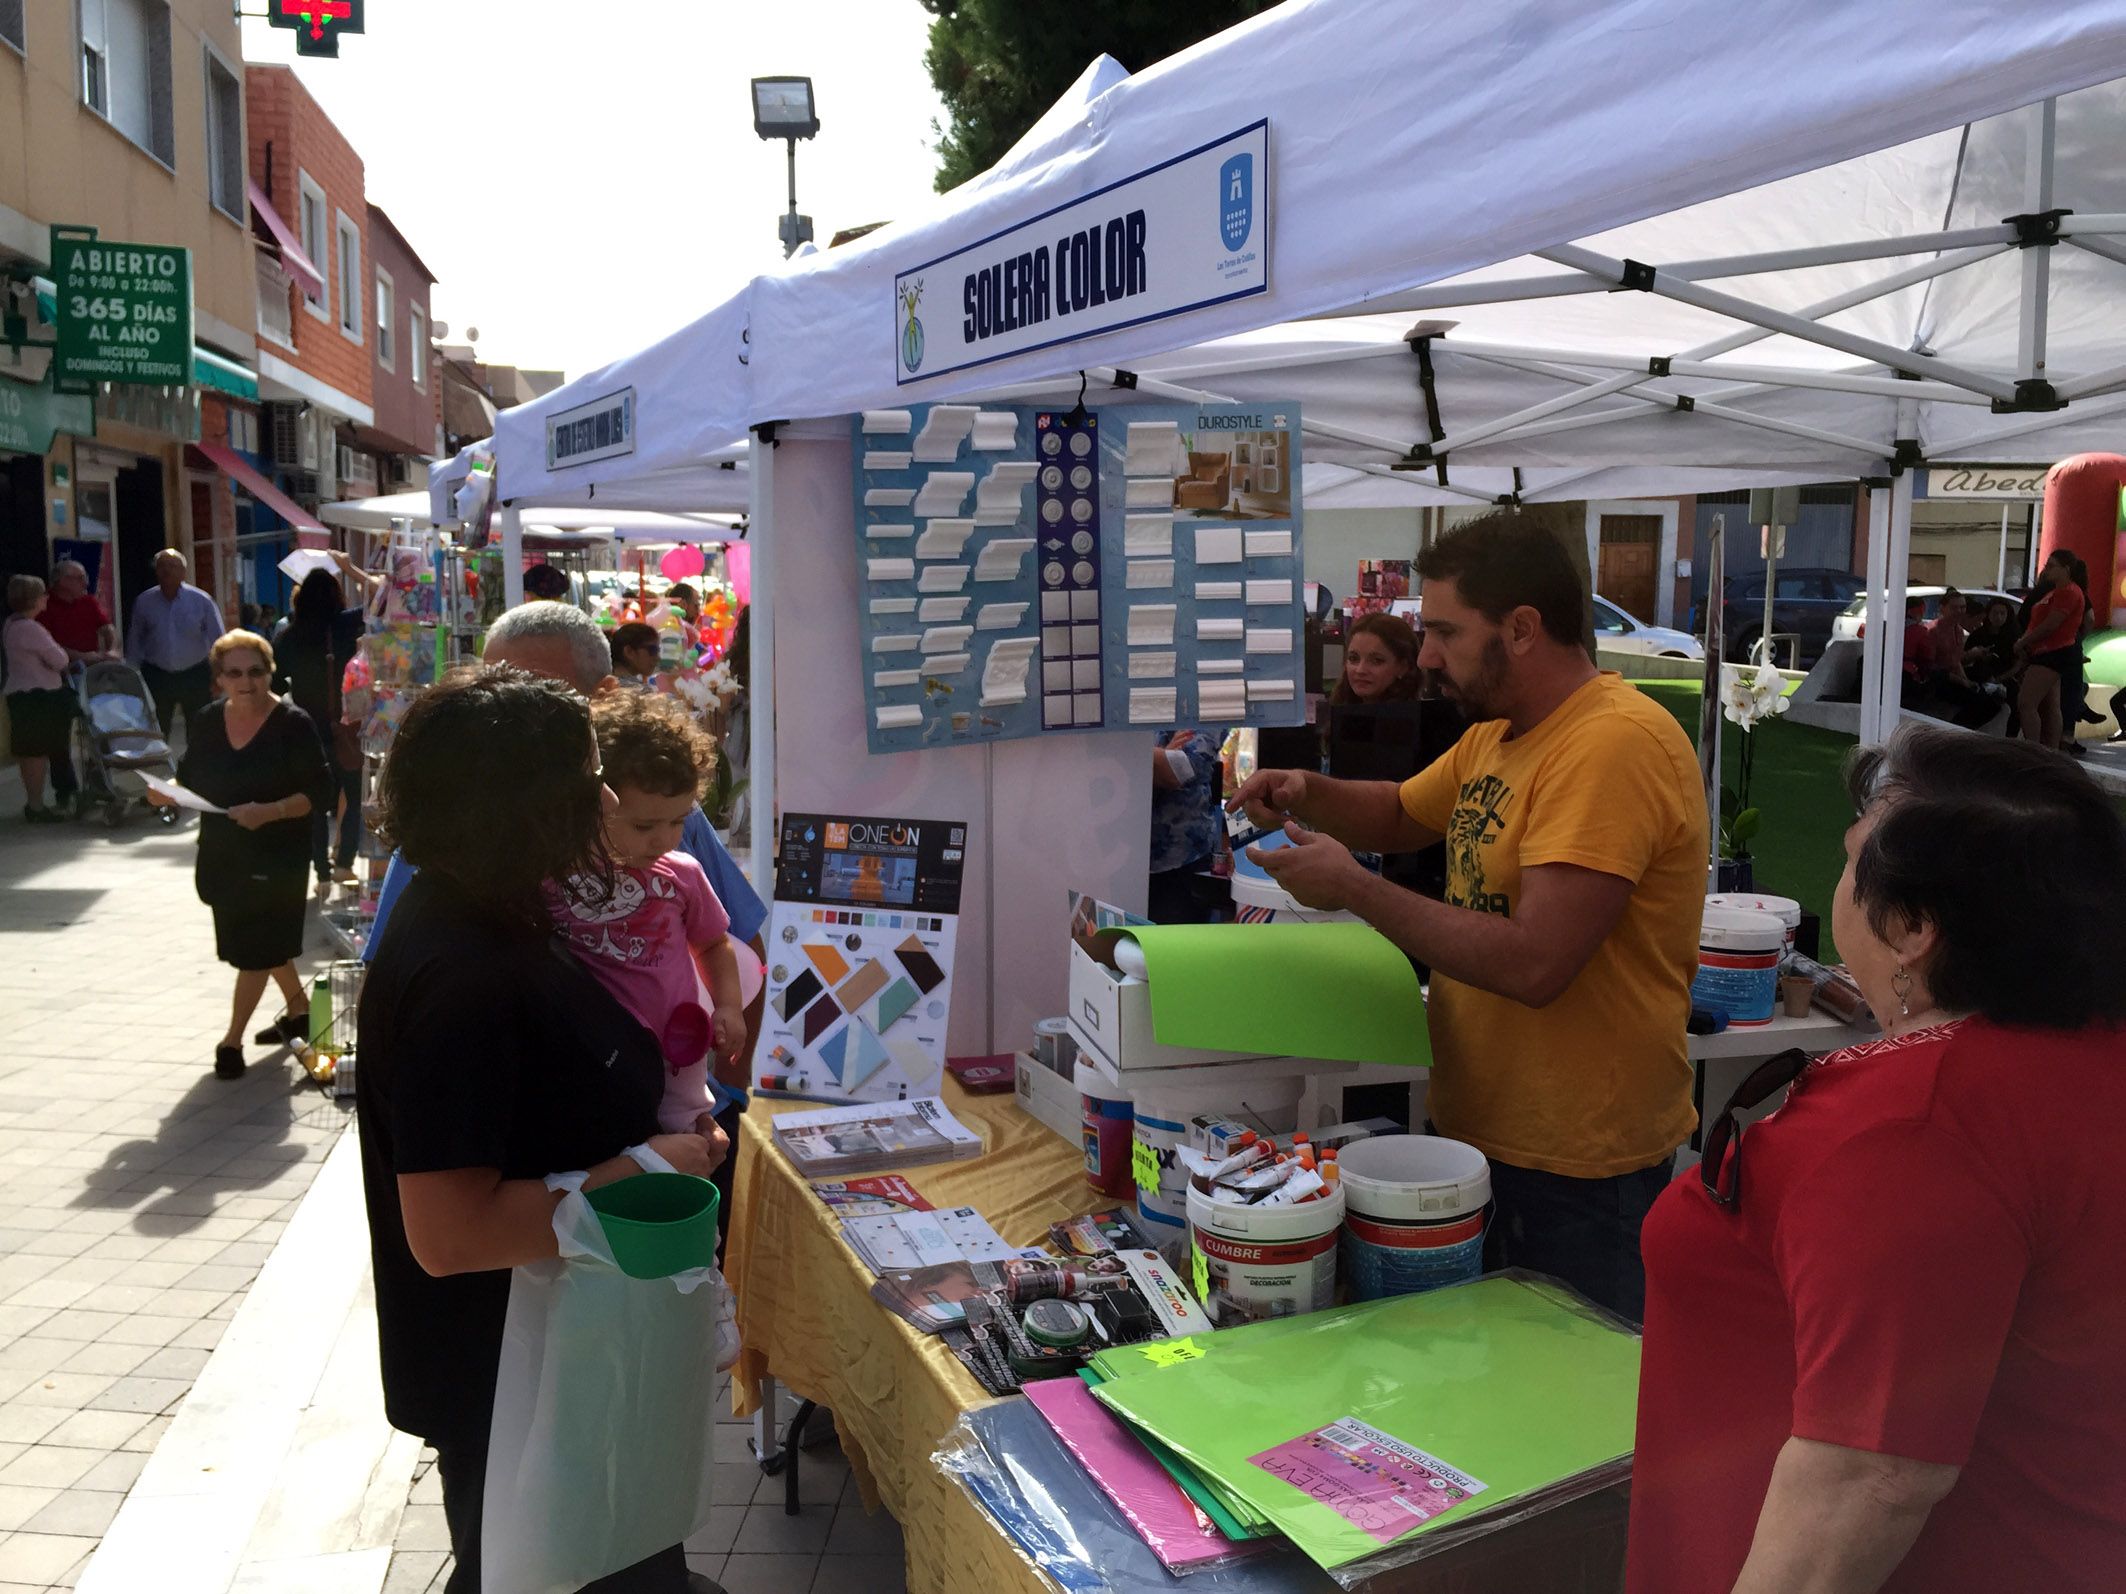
746 429 778 903
1880 473 1915 747
1860 485 1891 746
2016 99 2058 389
499 505 524 609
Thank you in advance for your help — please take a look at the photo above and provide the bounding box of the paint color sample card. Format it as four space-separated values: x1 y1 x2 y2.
853 399 1305 751
758 811 967 1103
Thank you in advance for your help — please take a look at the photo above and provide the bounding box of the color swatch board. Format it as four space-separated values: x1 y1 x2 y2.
852 400 1306 752
758 811 967 1103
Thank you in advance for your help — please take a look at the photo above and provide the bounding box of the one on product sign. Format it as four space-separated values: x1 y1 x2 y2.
48 227 193 392
893 121 1269 386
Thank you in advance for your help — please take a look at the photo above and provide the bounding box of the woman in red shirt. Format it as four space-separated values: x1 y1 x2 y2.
2015 548 2087 751
1630 725 2126 1593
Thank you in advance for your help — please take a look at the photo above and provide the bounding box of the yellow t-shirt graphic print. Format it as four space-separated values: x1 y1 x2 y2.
1401 674 1706 1177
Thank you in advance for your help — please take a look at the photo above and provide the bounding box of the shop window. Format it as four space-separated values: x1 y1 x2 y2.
298 172 329 316
375 270 395 370
202 45 243 221
79 0 174 168
336 212 362 343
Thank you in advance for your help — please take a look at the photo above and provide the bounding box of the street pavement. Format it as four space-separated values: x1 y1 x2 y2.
0 770 904 1594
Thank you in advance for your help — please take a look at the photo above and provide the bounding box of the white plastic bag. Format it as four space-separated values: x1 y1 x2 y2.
480 1149 722 1594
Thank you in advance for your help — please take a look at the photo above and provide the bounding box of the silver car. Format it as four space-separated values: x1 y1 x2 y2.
1593 595 1705 659
1830 586 2015 643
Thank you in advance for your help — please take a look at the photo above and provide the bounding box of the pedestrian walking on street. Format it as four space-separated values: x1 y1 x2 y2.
272 567 368 895
126 548 226 741
3 574 80 822
357 665 727 1594
38 557 120 816
146 629 332 1078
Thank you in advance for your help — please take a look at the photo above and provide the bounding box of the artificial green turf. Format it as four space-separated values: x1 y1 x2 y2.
1634 680 1854 962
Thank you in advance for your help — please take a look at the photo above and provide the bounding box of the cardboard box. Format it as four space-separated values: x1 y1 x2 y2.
1012 1048 1081 1146
1064 940 1271 1075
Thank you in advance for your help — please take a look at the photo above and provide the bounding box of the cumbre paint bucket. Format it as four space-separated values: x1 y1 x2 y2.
1691 905 1787 1026
1336 1134 1490 1301
1186 1178 1345 1326
1704 892 1801 964
1132 1076 1303 1236
1076 1059 1135 1199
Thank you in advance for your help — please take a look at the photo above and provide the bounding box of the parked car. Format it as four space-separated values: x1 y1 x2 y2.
1829 586 2016 644
1717 568 1868 664
1593 595 1705 660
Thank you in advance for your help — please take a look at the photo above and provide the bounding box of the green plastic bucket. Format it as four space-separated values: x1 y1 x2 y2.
585 1173 721 1280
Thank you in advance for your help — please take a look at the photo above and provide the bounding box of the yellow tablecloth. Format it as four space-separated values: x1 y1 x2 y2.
725 1079 1095 1594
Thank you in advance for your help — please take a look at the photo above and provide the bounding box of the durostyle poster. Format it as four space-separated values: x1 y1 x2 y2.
850 399 1305 752
757 812 967 1103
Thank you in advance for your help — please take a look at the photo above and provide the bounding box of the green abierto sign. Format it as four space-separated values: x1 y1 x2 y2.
0 373 94 455
48 225 193 393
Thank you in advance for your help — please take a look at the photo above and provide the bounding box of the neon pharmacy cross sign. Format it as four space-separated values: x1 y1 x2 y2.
267 0 366 58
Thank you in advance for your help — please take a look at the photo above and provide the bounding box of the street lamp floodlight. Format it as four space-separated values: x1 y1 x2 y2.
752 77 820 142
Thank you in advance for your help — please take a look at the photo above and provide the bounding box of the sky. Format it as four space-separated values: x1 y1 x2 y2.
239 1 952 380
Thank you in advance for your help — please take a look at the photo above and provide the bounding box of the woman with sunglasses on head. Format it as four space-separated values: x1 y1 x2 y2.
1628 724 2126 1594
146 630 332 1079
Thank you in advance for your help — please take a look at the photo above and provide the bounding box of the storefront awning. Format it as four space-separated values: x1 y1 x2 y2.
247 179 325 302
191 348 258 402
190 440 330 548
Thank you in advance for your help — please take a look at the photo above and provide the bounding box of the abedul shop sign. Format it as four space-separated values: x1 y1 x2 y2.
0 371 94 456
48 226 193 393
894 121 1269 386
1920 464 2048 500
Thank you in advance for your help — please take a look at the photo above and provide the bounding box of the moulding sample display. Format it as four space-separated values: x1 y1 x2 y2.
850 400 1305 752
756 811 966 1104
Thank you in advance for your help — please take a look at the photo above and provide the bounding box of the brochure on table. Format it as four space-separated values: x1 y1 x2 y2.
757 812 967 1102
851 400 1305 752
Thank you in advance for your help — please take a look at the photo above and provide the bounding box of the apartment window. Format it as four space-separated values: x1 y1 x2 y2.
1 1 26 55
375 269 395 370
335 212 362 343
79 0 175 167
297 171 328 316
408 303 426 389
202 46 243 222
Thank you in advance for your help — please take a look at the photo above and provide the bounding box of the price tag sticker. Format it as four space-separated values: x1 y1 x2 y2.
1191 1239 1211 1302
1131 1137 1162 1194
1140 1337 1204 1368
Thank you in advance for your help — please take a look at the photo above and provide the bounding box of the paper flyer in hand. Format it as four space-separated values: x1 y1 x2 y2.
140 774 225 814
758 812 966 1103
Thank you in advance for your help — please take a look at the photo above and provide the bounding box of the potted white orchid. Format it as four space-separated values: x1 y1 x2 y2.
673 660 747 832
1715 654 1790 887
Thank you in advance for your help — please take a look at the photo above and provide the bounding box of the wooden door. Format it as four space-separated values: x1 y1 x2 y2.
1597 514 1662 623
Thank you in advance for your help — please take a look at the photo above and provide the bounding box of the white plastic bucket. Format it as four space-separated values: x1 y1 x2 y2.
1187 1178 1344 1326
1075 1060 1135 1200
1691 906 1786 1027
1228 866 1363 925
1133 1075 1303 1237
1336 1135 1490 1300
1704 892 1801 963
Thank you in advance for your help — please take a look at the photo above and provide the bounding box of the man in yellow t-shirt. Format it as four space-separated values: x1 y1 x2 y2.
1230 513 1707 1321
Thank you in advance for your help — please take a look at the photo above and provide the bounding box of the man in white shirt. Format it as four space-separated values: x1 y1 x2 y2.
126 549 225 738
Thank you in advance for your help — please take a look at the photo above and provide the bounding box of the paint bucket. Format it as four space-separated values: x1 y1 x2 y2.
1336 1135 1490 1300
1076 1059 1136 1199
1691 906 1786 1027
1187 1178 1345 1327
1032 1017 1077 1072
1227 834 1365 924
1133 1075 1304 1238
1705 892 1801 965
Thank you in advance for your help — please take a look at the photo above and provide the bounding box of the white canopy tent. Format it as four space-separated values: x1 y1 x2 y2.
459 0 2126 1055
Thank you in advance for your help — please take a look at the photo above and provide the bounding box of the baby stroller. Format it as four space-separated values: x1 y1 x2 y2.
74 660 179 829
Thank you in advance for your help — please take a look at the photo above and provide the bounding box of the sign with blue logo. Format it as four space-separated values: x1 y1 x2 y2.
894 121 1269 386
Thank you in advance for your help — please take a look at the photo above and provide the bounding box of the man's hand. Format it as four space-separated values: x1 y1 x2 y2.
1227 767 1312 832
1245 823 1370 911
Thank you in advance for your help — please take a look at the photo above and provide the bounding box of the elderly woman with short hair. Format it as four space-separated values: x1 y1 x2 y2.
3 574 77 823
1629 724 2126 1592
146 629 332 1078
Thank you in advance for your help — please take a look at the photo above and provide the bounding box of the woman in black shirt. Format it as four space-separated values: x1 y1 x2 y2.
357 667 726 1594
273 568 368 892
148 630 331 1079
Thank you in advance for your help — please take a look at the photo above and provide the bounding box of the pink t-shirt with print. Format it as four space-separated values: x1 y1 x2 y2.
545 851 730 1132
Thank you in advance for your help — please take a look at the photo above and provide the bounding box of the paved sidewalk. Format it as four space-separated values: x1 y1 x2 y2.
0 782 349 1592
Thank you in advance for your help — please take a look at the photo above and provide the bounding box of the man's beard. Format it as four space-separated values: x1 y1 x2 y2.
1438 636 1511 721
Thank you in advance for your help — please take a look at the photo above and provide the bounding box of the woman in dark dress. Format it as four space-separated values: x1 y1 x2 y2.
356 667 726 1594
273 568 368 894
147 630 331 1078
